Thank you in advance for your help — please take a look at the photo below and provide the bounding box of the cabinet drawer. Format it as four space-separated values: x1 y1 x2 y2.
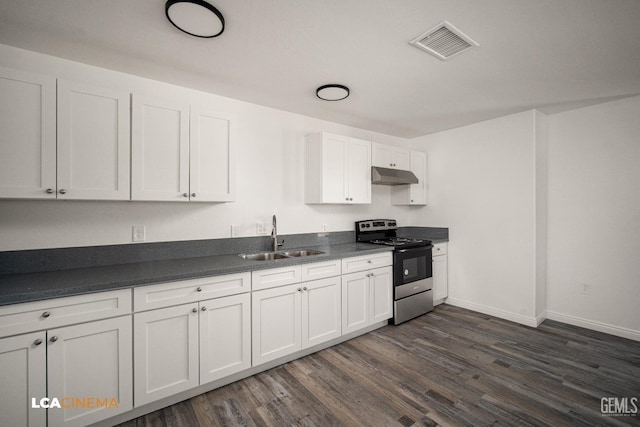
432 242 448 256
0 289 131 338
252 265 301 291
133 272 250 312
300 259 341 282
341 252 392 275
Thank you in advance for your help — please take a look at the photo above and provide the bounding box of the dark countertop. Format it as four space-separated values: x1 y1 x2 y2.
0 243 392 306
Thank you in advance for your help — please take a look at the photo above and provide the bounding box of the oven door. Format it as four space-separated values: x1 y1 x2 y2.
393 246 432 286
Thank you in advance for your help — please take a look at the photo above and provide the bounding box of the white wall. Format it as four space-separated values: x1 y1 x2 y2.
409 110 544 326
546 96 640 340
0 44 410 251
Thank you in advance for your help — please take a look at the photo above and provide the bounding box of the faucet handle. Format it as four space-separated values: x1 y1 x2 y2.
278 239 285 247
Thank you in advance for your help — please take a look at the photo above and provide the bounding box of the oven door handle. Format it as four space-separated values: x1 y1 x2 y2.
396 245 432 254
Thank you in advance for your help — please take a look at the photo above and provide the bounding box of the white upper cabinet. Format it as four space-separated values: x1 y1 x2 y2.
57 80 130 200
189 107 235 202
392 150 427 206
372 143 410 170
305 132 371 204
131 95 190 201
0 66 56 199
132 95 235 202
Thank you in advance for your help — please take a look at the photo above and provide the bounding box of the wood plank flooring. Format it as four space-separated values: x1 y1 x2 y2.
117 305 640 426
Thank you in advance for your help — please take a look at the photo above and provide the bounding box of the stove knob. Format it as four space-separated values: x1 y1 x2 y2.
404 269 409 276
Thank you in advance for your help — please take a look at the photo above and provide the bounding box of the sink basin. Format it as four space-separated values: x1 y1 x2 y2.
280 249 325 257
238 249 325 261
239 252 290 261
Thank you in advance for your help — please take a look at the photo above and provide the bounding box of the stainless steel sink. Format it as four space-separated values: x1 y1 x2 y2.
239 252 290 261
238 249 325 261
280 249 325 257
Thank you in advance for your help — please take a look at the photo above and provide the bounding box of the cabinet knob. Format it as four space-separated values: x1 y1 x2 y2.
45 188 54 194
201 306 207 311
410 199 414 203
192 308 198 313
349 198 353 201
345 197 349 201
196 287 202 292
367 260 372 264
49 336 58 343
191 193 196 198
42 311 51 318
34 339 43 346
297 288 302 292
183 193 189 198
303 287 307 291
59 189 66 195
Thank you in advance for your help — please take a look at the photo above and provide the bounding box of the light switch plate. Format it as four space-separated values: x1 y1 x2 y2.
132 225 145 242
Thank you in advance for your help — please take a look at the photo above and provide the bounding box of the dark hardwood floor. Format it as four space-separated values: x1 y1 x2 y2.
118 305 640 426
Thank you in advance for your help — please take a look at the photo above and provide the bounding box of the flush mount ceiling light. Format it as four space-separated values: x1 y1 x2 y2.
316 84 350 101
165 0 225 38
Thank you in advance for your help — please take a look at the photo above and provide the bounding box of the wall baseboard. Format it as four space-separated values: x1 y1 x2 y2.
445 297 539 327
546 310 640 342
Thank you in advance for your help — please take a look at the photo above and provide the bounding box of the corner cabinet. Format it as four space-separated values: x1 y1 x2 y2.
131 95 235 202
392 150 427 206
305 132 371 204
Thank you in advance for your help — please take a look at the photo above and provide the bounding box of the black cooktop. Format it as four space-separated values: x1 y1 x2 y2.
355 220 431 249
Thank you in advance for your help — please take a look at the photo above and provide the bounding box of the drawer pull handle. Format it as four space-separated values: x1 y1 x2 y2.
59 189 67 194
196 287 202 292
42 311 51 318
191 193 196 198
183 193 189 198
192 308 197 313
34 339 43 346
201 306 207 311
49 336 58 343
45 188 54 194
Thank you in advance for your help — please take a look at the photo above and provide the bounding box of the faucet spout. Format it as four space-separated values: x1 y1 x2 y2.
271 214 283 251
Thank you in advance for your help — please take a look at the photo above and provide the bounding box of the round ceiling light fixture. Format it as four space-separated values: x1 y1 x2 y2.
316 84 350 101
165 0 225 38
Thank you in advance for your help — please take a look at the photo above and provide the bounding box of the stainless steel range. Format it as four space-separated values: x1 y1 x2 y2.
355 219 433 325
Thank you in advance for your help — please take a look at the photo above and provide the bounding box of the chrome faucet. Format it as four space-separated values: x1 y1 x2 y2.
271 214 284 251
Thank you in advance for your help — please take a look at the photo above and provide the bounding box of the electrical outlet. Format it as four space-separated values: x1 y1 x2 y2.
132 225 145 242
256 222 266 235
321 223 328 232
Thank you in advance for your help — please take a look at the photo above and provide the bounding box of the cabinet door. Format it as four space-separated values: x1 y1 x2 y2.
302 277 341 349
409 151 427 205
369 266 393 324
0 332 46 427
321 133 348 203
131 95 190 201
341 271 369 334
190 107 235 202
346 138 371 204
433 255 448 303
0 66 56 199
134 304 198 406
57 80 130 200
252 284 301 365
393 148 411 170
372 143 393 168
199 293 250 384
47 316 132 427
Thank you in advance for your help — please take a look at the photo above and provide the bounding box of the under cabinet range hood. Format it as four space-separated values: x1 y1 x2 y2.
371 166 419 185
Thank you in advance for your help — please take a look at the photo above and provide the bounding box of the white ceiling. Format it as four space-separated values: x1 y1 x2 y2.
1 0 639 138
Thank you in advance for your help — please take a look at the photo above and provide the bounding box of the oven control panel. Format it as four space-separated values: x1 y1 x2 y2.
356 219 397 231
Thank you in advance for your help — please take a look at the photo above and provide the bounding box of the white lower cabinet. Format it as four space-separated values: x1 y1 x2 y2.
0 332 46 427
134 304 199 407
0 306 132 427
252 276 341 366
134 293 251 407
432 243 449 304
47 316 133 427
199 293 251 384
342 266 393 335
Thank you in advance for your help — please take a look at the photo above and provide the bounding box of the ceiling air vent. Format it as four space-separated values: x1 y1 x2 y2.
410 21 478 61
